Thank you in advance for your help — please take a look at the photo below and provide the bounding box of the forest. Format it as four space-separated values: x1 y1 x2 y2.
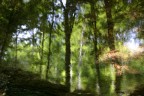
0 0 144 96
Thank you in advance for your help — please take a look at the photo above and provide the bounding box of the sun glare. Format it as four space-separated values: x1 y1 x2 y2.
23 0 30 3
125 40 139 52
62 0 66 6
124 27 143 53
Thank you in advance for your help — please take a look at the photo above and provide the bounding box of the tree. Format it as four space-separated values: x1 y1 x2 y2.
0 0 26 64
0 0 45 64
46 0 55 79
89 0 102 94
60 0 77 92
77 23 84 90
104 0 115 50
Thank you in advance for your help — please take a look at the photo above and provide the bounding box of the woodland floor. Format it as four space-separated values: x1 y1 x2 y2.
0 66 94 96
0 66 68 96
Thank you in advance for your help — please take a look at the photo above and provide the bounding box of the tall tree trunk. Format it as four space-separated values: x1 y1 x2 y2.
93 31 101 95
104 0 115 50
77 28 84 90
46 0 54 79
90 1 101 95
15 32 19 67
31 30 36 71
60 0 76 92
46 25 52 79
65 33 71 92
104 1 123 95
0 19 11 65
39 31 44 77
64 5 71 92
0 36 7 64
0 26 11 65
64 8 72 92
64 9 73 92
0 8 16 65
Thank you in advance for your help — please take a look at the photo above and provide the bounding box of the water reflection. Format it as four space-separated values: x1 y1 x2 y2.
71 63 144 96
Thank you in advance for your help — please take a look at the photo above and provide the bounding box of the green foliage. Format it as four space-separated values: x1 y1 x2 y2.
1 0 144 95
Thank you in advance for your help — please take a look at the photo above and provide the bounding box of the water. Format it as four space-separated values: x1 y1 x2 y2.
70 64 144 96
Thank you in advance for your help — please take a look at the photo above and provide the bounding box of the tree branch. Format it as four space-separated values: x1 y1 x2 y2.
59 0 65 9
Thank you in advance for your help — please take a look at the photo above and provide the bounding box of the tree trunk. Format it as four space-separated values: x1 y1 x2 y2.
40 31 44 77
104 0 115 50
0 28 10 65
61 0 76 92
90 1 102 94
64 7 72 92
46 0 54 79
15 32 19 67
115 75 123 95
0 36 7 64
46 26 52 79
65 33 71 92
77 28 84 90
